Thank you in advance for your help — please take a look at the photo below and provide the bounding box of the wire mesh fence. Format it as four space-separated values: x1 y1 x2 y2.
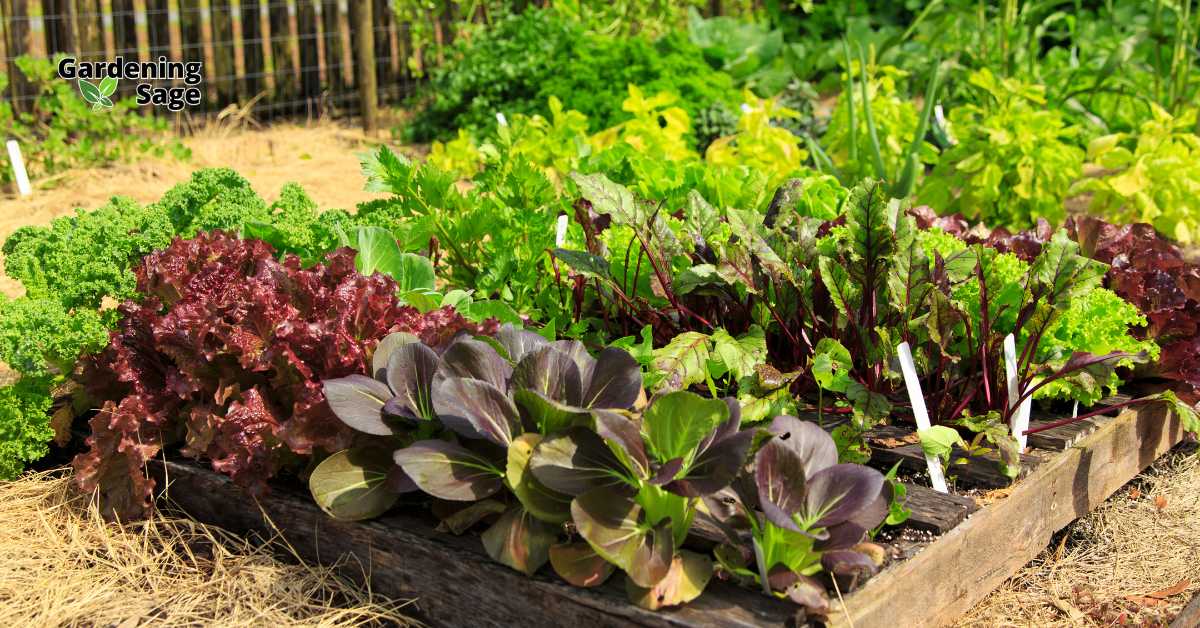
1 0 418 124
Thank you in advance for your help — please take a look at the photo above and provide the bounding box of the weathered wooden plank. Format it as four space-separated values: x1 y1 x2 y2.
899 483 978 534
866 423 1044 489
1026 415 1105 451
830 405 1186 628
150 460 797 628
1171 590 1200 628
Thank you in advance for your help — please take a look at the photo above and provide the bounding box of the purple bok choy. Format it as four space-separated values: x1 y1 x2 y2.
707 415 889 616
527 392 755 609
314 323 645 577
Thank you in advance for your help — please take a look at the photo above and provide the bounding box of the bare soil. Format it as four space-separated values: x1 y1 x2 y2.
0 120 412 298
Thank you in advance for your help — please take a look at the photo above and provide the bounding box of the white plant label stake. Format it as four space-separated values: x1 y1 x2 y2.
6 140 32 197
1003 334 1033 451
897 341 949 493
555 214 568 247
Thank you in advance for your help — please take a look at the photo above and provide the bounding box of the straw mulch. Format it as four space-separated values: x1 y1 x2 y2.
0 469 416 627
960 444 1200 627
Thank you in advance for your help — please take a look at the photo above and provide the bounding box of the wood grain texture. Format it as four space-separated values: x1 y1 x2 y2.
899 483 978 534
1170 591 1200 628
866 424 1044 488
149 460 796 628
829 405 1185 628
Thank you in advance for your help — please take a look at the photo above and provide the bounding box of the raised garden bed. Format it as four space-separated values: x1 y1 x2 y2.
149 402 1186 628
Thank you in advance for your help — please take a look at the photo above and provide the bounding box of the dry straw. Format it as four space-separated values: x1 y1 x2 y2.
960 445 1200 627
0 468 416 627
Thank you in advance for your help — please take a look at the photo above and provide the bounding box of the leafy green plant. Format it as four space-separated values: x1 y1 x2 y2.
709 415 889 614
918 69 1084 229
705 91 810 190
404 9 739 144
1069 105 1200 244
817 55 940 196
0 55 188 188
0 376 56 480
357 146 572 321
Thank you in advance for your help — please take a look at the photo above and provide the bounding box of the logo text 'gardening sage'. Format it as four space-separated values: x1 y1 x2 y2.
58 56 204 112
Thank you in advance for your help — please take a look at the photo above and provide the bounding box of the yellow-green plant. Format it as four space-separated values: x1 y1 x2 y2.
1069 105 1200 244
919 69 1084 229
428 129 485 179
706 90 809 190
591 85 696 163
820 62 938 185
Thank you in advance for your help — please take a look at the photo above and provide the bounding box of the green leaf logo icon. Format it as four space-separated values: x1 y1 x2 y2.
79 78 117 111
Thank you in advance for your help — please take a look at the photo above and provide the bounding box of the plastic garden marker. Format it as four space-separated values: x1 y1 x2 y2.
6 140 32 197
1003 334 1032 450
555 215 568 247
897 342 949 493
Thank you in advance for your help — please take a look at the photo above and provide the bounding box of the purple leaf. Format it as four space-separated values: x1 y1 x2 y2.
767 415 837 480
665 398 753 498
481 506 557 576
768 567 829 613
549 542 615 588
754 438 808 532
386 341 440 421
592 409 649 478
371 332 420 381
529 427 629 496
570 486 672 588
820 549 878 578
805 464 885 528
581 348 642 409
322 375 396 436
649 457 685 485
433 377 521 446
392 440 504 501
512 345 583 406
498 324 549 363
814 521 868 551
439 338 512 390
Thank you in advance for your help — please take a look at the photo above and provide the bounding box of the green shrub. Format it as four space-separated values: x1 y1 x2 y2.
0 55 189 188
918 69 1084 229
404 9 739 143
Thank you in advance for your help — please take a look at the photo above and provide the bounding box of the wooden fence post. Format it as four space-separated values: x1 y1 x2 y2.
336 0 352 85
230 0 246 98
385 0 400 77
311 0 326 86
100 0 114 59
26 0 45 57
258 0 274 91
356 0 376 135
199 0 217 101
132 0 150 63
167 0 182 67
286 0 300 82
